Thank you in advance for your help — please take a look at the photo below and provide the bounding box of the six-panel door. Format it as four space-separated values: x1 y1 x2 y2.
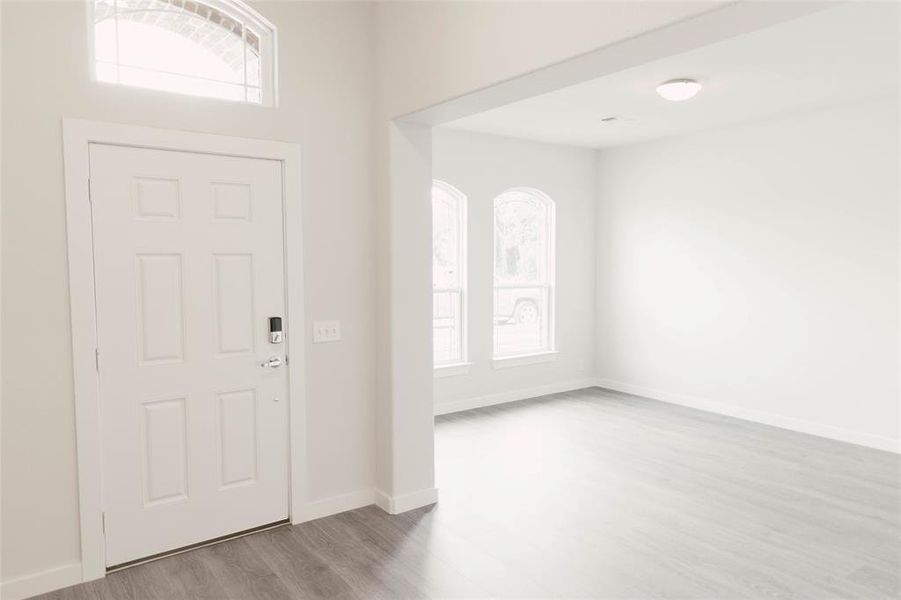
90 144 289 566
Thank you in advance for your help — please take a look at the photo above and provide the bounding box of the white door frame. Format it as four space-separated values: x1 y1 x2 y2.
62 119 307 583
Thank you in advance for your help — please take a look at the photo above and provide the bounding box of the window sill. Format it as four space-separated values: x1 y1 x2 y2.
492 351 559 369
434 362 472 378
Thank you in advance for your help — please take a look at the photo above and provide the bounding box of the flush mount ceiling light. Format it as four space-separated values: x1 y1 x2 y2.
656 78 702 102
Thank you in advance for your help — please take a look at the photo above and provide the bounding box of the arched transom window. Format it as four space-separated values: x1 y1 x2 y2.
493 188 555 358
92 0 277 105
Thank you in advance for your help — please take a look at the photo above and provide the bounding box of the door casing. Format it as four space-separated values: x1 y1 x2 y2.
63 119 307 583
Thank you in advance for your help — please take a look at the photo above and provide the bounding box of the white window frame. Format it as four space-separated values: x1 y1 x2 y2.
432 180 469 373
87 0 279 107
492 187 556 363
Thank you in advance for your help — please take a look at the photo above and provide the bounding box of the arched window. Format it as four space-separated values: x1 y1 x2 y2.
92 0 277 105
432 181 467 367
493 188 555 358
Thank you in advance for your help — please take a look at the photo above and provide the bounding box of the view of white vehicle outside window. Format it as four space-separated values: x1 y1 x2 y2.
493 189 555 357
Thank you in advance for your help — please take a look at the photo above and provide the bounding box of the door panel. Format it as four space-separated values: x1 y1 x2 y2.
142 398 188 505
218 389 258 487
90 144 289 566
213 254 255 356
136 254 185 363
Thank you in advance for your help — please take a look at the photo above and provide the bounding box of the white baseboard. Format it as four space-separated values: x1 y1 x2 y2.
595 378 901 454
374 487 439 514
296 485 440 522
294 488 376 524
434 378 597 416
1 562 83 600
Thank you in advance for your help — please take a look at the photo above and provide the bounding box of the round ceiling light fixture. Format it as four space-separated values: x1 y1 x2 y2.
656 78 702 102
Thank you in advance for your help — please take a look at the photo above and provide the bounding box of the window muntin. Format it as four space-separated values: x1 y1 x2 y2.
493 188 555 358
92 0 276 105
432 181 467 367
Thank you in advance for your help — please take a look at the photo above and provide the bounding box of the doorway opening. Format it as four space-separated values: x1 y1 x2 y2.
382 1 900 502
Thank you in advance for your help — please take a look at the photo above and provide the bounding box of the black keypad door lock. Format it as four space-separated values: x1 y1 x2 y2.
269 317 283 344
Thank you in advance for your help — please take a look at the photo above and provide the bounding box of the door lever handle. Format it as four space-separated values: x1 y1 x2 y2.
260 356 283 368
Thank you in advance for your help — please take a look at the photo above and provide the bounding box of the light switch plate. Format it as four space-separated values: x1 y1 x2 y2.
313 320 341 343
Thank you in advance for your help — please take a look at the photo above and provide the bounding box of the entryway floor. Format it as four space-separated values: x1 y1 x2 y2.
36 388 900 599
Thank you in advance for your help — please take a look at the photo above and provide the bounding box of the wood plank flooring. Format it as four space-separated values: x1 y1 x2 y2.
35 388 900 599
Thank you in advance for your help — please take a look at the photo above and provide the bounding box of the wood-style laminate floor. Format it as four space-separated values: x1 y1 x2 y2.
36 388 900 599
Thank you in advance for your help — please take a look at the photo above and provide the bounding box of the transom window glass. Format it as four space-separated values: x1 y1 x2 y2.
493 188 555 357
92 0 276 105
432 181 467 366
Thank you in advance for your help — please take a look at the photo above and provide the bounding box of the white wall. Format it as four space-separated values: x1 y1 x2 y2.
1 0 376 585
432 129 597 412
0 0 761 592
595 97 899 448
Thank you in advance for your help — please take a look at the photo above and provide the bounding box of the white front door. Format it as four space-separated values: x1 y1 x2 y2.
90 144 289 567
